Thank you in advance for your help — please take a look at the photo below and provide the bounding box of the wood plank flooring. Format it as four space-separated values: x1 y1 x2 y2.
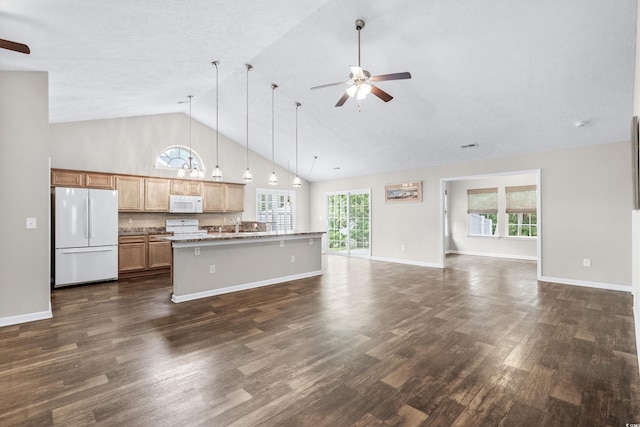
0 254 639 426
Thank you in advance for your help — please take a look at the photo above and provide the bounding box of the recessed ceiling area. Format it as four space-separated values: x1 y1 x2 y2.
0 0 636 182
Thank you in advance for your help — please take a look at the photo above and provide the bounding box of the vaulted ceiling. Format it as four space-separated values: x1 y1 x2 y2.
0 0 636 181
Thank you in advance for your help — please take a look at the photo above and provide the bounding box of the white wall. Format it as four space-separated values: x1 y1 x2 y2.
447 173 538 260
49 113 310 230
310 141 633 289
0 71 52 326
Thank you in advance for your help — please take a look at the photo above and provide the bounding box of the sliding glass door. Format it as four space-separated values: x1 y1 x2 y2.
326 190 370 257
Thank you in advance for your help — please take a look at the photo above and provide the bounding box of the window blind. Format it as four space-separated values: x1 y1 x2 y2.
505 185 537 213
467 187 498 214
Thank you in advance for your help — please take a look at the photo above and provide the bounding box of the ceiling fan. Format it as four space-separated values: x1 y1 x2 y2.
0 38 30 54
311 19 411 107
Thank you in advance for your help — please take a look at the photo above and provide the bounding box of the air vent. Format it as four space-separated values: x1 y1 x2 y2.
461 143 479 149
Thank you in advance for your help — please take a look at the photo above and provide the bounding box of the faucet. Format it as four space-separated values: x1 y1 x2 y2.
230 217 240 234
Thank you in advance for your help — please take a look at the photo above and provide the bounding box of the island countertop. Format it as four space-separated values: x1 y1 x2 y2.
161 230 325 245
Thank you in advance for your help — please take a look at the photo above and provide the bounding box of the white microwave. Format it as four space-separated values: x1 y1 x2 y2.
169 195 203 213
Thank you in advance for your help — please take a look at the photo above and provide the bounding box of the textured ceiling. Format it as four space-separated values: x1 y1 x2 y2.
0 0 637 182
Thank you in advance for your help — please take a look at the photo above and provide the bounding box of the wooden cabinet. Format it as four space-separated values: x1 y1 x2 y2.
203 182 225 212
203 182 244 212
116 176 145 212
51 170 84 187
119 234 172 277
144 178 170 211
226 184 245 212
118 236 147 272
170 179 202 196
53 168 244 213
51 169 116 189
148 235 172 269
85 172 115 189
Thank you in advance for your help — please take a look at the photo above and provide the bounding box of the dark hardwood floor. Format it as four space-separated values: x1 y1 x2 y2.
1 254 639 426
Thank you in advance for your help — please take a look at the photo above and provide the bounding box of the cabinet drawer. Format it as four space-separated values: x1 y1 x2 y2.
119 235 145 244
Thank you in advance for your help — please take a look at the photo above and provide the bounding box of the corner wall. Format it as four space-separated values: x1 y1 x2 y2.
0 71 51 326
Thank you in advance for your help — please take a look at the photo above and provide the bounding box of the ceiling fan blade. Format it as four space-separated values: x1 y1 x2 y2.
371 72 411 82
370 84 393 102
335 92 350 107
0 38 30 54
311 81 350 90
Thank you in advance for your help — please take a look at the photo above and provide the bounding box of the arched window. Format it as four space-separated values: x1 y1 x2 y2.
156 145 206 172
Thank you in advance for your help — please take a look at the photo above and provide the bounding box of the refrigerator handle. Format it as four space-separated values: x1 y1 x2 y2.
84 198 89 239
88 197 93 240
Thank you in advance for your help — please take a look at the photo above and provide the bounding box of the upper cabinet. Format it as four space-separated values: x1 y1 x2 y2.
52 168 243 213
226 184 245 212
116 176 145 212
144 178 170 211
51 169 115 189
170 179 203 196
203 182 244 212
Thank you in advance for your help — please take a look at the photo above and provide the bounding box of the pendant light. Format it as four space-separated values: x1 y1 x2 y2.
292 102 302 188
177 95 204 178
242 64 253 183
211 60 223 181
268 83 278 186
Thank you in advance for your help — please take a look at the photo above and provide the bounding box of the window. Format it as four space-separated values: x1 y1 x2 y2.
467 187 498 236
156 145 205 172
506 185 537 237
256 189 296 232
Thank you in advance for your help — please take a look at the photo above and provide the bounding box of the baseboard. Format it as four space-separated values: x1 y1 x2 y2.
171 270 323 303
0 306 52 327
539 275 632 293
634 304 640 379
370 256 442 269
447 250 537 261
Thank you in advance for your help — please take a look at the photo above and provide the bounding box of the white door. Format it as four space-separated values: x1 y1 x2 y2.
88 189 118 247
55 187 89 249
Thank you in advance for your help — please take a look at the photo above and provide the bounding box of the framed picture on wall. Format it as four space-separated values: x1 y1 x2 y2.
384 181 423 203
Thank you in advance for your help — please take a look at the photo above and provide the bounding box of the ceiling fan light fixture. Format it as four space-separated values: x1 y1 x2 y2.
346 85 358 97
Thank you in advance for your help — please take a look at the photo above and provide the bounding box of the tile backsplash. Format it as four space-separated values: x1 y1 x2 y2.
118 212 245 228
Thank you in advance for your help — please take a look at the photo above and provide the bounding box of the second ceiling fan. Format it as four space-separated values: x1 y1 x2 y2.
311 19 411 107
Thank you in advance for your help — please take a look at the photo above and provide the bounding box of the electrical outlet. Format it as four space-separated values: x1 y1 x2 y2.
583 258 591 267
128 217 133 224
290 255 295 263
401 244 406 252
195 247 200 256
309 239 314 245
280 241 284 247
209 265 215 274
26 218 36 229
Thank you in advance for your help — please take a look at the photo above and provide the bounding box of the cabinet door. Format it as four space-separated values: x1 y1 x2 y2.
85 173 115 189
225 184 245 212
145 178 170 211
51 170 84 187
170 179 203 196
118 236 146 272
203 182 225 212
148 237 172 269
116 176 145 212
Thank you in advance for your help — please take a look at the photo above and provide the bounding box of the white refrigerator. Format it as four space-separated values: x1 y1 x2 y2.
54 187 119 287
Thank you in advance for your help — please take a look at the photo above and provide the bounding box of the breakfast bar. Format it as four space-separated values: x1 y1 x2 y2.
163 231 324 303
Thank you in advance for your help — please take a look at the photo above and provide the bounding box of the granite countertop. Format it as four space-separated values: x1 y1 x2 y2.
160 230 325 243
118 227 170 236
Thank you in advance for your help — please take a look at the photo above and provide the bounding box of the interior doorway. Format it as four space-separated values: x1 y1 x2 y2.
326 189 371 257
440 170 541 279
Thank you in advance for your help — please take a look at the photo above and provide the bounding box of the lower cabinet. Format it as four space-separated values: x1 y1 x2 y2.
119 234 172 277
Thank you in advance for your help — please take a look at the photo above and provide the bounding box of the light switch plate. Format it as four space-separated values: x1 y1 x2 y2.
26 218 37 229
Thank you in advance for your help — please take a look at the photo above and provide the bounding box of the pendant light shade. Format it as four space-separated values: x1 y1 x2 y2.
268 83 278 186
211 61 223 181
242 64 254 183
293 101 302 188
178 95 204 179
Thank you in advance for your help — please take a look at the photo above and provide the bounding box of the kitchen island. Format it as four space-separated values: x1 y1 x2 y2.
163 231 324 303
